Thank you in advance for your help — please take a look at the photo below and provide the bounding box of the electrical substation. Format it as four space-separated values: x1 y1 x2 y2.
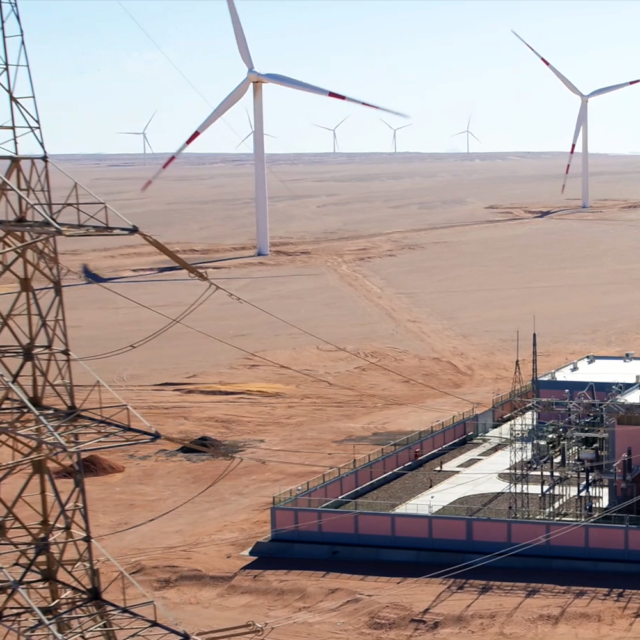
261 348 640 571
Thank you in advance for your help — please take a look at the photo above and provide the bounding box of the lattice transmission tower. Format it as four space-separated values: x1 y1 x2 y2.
0 2 194 638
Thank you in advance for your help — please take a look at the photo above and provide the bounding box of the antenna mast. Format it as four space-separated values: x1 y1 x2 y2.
0 2 191 637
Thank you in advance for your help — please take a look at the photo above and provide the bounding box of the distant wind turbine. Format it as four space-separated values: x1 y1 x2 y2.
513 30 639 209
451 116 480 154
380 118 411 153
142 0 407 256
313 116 349 153
237 108 275 150
118 111 157 163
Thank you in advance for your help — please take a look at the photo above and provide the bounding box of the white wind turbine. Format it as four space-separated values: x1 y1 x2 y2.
451 116 480 154
513 30 640 208
118 111 157 164
313 116 349 153
380 118 411 153
236 108 275 150
142 0 407 256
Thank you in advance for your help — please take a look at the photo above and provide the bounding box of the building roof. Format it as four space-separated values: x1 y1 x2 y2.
540 355 640 384
618 385 640 403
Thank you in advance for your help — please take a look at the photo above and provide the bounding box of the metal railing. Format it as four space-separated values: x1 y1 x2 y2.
276 496 639 524
491 382 532 407
272 383 533 506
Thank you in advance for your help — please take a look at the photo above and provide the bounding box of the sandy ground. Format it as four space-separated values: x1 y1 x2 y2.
43 152 640 638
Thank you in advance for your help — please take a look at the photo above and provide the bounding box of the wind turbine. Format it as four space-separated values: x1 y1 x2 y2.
142 0 407 256
236 108 275 150
380 118 411 152
451 116 480 154
118 111 157 163
313 116 349 153
513 30 639 209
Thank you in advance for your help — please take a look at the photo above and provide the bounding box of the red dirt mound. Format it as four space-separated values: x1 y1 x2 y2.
53 454 125 479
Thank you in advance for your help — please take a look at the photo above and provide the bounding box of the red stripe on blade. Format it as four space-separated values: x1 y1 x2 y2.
570 143 576 154
186 131 201 145
631 80 640 85
541 57 550 66
565 164 571 175
361 102 380 110
328 92 346 101
162 155 177 170
142 180 152 192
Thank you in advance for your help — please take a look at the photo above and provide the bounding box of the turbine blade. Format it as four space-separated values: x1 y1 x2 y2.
380 118 394 130
451 131 466 137
235 131 253 150
143 134 155 154
227 0 254 70
561 102 587 195
334 116 349 130
467 115 471 129
469 131 481 143
313 124 333 131
588 79 640 99
396 124 412 131
118 132 142 135
511 30 582 97
142 77 250 192
143 110 158 133
265 133 276 138
259 72 408 117
245 107 253 132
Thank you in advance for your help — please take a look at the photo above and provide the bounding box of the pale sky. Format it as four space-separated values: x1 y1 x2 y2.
19 1 640 155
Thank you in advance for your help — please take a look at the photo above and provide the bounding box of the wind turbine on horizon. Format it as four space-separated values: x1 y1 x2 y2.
141 0 407 256
313 116 349 153
380 118 411 153
451 116 480 154
236 108 275 150
513 30 639 209
118 111 157 163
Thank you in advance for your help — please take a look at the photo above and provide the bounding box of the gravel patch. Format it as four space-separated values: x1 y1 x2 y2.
437 491 575 519
437 492 513 518
477 443 508 457
456 458 483 469
335 442 482 512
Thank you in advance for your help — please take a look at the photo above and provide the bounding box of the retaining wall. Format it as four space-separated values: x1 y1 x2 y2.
271 507 640 563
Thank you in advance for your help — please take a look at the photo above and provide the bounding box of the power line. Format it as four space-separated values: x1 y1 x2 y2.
115 2 479 407
68 263 457 415
264 492 640 630
97 457 242 539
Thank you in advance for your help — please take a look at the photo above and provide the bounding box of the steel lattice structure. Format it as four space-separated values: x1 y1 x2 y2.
0 2 192 638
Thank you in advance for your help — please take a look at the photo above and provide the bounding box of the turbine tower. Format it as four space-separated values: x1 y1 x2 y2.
0 2 199 638
236 108 275 150
451 116 480 154
313 116 348 153
142 0 407 257
118 110 157 163
380 118 411 153
513 30 639 209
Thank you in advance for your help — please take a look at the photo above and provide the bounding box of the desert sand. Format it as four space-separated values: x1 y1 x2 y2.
51 152 640 639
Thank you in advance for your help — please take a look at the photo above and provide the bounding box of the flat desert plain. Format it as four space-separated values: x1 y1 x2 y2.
51 152 640 639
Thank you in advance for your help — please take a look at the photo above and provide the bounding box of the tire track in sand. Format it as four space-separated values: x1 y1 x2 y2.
325 255 479 377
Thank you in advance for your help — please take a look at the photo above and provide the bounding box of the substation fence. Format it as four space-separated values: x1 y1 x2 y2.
272 382 534 506
277 496 640 525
